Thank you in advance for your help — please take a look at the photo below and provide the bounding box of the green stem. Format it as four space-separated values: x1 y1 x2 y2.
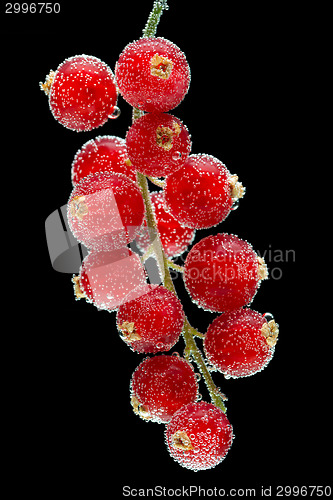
167 260 184 273
132 0 227 413
143 0 169 38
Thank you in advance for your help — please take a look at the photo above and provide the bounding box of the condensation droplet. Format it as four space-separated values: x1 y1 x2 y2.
172 151 182 161
264 312 275 322
108 106 121 119
231 199 240 211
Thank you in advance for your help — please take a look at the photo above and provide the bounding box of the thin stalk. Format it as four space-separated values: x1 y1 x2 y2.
132 0 227 413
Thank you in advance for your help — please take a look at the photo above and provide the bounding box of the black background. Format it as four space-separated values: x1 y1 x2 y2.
2 1 327 497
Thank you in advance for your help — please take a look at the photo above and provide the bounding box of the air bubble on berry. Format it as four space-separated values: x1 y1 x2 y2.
108 105 121 119
172 151 182 160
264 312 275 322
231 199 240 211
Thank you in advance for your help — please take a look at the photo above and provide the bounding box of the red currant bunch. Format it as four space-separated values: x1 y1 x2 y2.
42 0 279 474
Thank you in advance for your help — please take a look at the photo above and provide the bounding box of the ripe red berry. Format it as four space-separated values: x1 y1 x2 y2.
67 171 145 252
164 154 244 229
183 233 268 312
130 354 199 423
204 308 279 378
115 37 190 112
73 247 148 312
41 54 118 132
116 285 185 353
126 112 191 177
165 401 234 471
136 191 196 258
71 135 136 185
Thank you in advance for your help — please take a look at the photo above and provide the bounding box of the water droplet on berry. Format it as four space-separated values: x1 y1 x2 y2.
197 393 202 401
231 199 240 211
172 151 182 161
264 312 275 322
108 106 121 119
172 351 180 357
156 342 164 349
196 372 202 381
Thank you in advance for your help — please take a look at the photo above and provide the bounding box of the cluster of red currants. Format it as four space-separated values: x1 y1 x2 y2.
41 35 279 472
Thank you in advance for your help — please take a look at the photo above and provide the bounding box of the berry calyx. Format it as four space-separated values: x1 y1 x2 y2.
204 308 279 378
125 112 191 177
71 135 136 185
67 171 145 252
130 354 199 423
75 247 148 312
115 37 190 112
183 233 267 312
165 401 234 471
116 285 185 353
164 154 244 229
136 191 196 258
41 54 118 132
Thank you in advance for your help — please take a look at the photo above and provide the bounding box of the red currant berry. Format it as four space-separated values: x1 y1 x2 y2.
73 247 148 312
41 55 118 132
165 401 234 471
204 308 279 378
126 112 191 177
164 154 245 229
67 171 145 252
183 233 268 312
116 285 185 353
136 191 196 258
71 135 136 185
130 354 199 423
115 37 190 112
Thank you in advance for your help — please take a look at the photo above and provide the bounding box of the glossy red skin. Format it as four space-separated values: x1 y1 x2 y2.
71 136 136 185
67 171 145 252
130 355 199 423
116 285 185 353
136 191 196 258
164 154 233 229
115 37 190 112
126 112 191 177
183 233 260 313
204 308 274 378
165 401 233 471
49 55 118 131
79 248 148 312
